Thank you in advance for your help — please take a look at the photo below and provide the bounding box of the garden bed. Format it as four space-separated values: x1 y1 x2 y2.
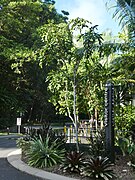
22 153 135 180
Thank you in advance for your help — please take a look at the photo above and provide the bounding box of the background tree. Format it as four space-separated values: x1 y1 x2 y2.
47 18 104 151
0 0 68 128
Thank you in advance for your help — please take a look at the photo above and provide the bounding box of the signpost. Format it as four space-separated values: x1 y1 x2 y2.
104 81 115 163
17 117 21 134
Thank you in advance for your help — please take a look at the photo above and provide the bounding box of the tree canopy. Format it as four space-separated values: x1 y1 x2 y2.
0 0 134 134
0 0 69 127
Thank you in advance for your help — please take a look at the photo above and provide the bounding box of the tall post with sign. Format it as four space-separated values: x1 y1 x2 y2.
104 82 115 163
17 117 21 134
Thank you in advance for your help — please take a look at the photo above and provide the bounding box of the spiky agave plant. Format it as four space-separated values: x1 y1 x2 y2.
82 156 116 180
61 151 85 173
27 135 65 168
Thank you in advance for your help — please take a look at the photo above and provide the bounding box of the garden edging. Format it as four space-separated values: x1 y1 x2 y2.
7 149 78 180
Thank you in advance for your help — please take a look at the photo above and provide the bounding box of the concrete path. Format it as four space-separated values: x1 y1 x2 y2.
0 135 43 180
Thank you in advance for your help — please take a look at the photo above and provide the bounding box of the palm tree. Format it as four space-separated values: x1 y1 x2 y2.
106 0 135 42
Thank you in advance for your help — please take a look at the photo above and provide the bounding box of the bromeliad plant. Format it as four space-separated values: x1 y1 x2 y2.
61 151 85 174
82 156 116 180
27 135 65 168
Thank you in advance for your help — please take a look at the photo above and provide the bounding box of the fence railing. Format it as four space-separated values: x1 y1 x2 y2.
24 120 104 144
52 120 104 144
63 120 103 144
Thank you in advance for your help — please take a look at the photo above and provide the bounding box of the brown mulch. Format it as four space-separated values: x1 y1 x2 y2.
112 155 135 180
22 154 135 180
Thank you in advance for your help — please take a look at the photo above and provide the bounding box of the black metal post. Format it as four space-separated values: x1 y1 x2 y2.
104 81 115 163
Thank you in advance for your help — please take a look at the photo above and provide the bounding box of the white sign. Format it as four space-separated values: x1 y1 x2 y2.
17 118 21 126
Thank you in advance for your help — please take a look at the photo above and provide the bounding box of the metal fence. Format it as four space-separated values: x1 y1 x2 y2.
23 120 104 144
57 120 104 144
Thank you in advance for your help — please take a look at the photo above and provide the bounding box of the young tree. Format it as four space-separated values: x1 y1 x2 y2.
46 18 103 151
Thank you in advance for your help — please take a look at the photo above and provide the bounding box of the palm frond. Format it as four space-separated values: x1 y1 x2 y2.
106 0 135 41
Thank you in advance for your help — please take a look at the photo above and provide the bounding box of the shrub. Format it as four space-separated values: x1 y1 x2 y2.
82 156 116 180
27 135 65 168
61 151 85 174
30 126 66 147
30 123 51 140
116 136 135 156
115 106 135 138
16 137 31 156
87 128 106 157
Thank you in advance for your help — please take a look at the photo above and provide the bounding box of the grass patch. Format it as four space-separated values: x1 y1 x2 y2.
0 132 23 136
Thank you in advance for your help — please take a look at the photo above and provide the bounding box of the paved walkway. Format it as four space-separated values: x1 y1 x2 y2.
0 135 42 180
0 157 42 180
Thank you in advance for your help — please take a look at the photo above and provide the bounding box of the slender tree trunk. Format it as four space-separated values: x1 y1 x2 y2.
73 69 79 152
65 79 79 152
65 81 74 122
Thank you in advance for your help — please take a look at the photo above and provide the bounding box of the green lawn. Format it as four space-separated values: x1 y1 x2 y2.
0 132 22 136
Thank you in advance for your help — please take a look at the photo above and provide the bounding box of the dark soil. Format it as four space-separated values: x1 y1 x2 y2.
22 153 135 180
113 155 135 180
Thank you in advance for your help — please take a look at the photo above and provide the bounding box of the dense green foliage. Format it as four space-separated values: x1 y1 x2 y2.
16 136 31 160
115 106 135 136
1 0 135 178
0 0 134 152
18 135 116 178
116 136 135 156
26 135 65 168
0 0 68 127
